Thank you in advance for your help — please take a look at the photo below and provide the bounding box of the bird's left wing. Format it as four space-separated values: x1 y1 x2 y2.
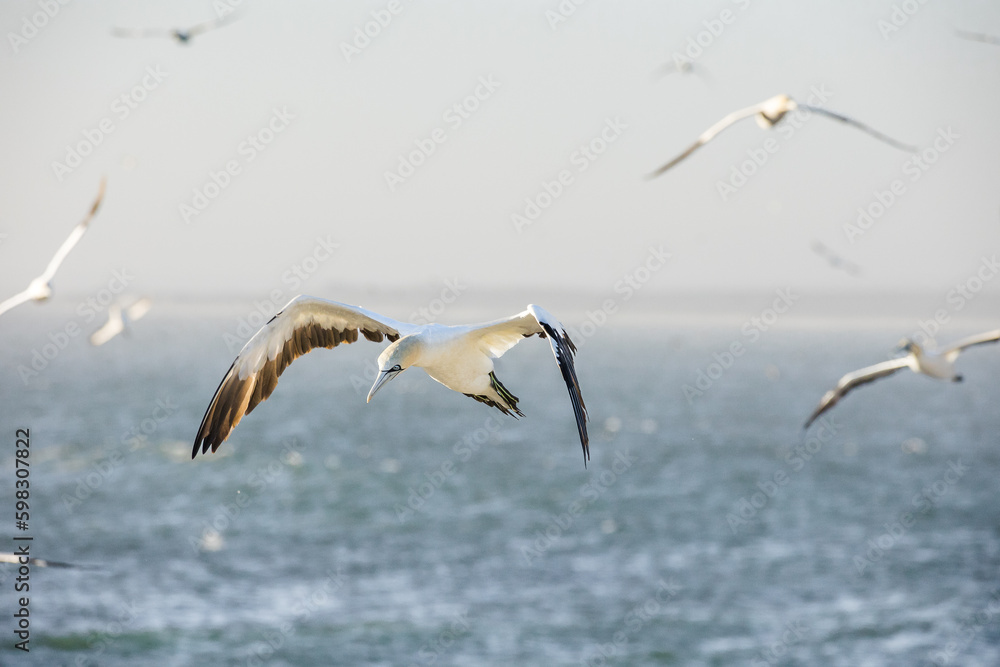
89 305 123 346
647 99 771 178
0 553 82 568
0 290 34 318
942 329 1000 359
469 305 589 464
798 105 915 153
193 296 413 457
39 178 105 283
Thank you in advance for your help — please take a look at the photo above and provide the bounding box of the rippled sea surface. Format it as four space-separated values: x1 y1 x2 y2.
1 306 999 666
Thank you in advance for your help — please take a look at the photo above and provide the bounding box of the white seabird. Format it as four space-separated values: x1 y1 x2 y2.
811 240 861 277
804 330 1000 428
0 179 105 318
192 296 590 465
0 553 79 568
957 30 1000 46
112 13 239 44
648 93 915 178
90 297 152 346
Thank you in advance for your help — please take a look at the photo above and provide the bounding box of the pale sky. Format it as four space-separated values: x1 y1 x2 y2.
1 0 999 304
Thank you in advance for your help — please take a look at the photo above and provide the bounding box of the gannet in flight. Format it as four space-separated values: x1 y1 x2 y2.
0 553 79 568
112 13 239 44
0 179 105 318
648 93 915 178
653 58 710 81
192 297 590 465
804 330 1000 428
90 297 152 346
811 241 861 277
957 30 1000 46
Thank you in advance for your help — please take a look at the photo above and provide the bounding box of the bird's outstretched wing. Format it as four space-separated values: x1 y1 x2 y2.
942 329 1000 360
804 357 911 429
957 30 1000 45
0 553 83 568
186 13 238 37
89 305 124 347
647 98 775 178
111 26 177 39
798 105 915 153
468 305 590 464
38 178 106 284
0 290 34 317
125 297 152 322
193 296 413 457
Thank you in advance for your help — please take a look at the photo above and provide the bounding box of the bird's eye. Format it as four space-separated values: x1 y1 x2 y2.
391 364 402 372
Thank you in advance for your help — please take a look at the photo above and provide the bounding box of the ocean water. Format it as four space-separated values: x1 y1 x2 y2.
1 306 999 666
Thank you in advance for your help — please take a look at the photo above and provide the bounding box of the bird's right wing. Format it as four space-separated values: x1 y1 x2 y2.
799 105 915 153
647 99 770 178
0 553 82 568
38 178 106 284
804 357 911 429
942 329 1000 359
0 290 34 317
125 297 153 322
468 305 589 464
193 296 414 457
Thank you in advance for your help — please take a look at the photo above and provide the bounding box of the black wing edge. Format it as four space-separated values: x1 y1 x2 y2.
535 321 590 467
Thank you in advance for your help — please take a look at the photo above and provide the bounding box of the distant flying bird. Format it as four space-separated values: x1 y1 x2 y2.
647 93 915 178
811 240 861 277
0 179 105 318
90 298 152 346
192 296 590 465
0 553 79 568
957 30 1000 46
653 58 710 82
112 13 238 44
804 330 1000 428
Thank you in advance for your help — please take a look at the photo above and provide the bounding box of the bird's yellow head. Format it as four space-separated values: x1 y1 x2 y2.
367 337 421 403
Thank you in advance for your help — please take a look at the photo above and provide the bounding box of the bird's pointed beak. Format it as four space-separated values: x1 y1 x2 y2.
367 369 400 403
